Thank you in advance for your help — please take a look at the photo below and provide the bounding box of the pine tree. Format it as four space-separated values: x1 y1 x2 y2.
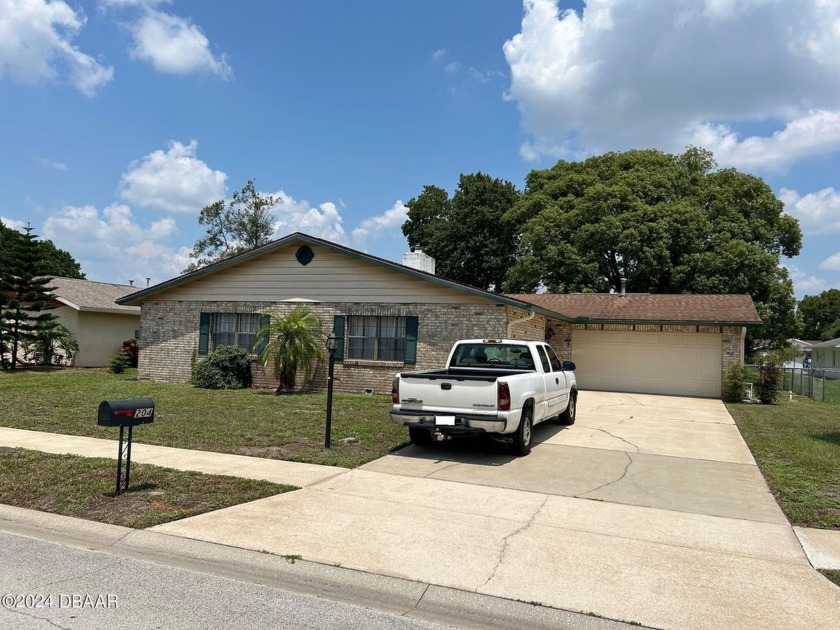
0 224 59 369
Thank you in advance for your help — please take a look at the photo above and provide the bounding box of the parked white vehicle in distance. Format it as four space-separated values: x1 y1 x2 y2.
390 339 577 456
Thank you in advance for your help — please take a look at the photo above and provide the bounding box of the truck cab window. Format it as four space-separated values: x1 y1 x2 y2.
538 346 551 373
544 345 563 371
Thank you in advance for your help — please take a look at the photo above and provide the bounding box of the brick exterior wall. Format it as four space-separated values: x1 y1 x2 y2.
505 306 546 340
721 325 746 380
137 299 747 398
546 319 573 361
137 300 508 395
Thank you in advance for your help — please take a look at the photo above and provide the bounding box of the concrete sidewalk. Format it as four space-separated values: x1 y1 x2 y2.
2 409 840 629
0 426 345 488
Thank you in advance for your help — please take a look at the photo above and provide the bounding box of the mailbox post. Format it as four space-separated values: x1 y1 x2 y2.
98 398 154 495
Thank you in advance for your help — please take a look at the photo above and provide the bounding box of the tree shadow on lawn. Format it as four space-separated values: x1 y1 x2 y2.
811 433 840 447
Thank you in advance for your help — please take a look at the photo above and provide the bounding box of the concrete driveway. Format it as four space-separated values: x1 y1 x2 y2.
152 392 840 629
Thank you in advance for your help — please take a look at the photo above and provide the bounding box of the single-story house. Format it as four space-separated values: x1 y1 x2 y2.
786 338 817 368
116 233 761 398
811 337 840 376
50 277 141 367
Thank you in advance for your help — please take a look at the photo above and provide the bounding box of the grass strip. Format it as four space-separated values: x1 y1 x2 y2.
0 446 295 529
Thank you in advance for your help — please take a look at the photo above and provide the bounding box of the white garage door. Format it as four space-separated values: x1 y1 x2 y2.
571 330 723 397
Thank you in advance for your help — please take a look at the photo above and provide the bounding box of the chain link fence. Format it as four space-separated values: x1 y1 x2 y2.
743 365 840 402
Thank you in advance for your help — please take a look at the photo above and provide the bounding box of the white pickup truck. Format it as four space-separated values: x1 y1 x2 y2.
390 339 577 456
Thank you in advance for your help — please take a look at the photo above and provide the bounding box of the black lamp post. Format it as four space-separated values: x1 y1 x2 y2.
324 332 337 448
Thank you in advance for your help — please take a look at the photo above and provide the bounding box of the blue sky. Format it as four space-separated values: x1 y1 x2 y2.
1 0 839 298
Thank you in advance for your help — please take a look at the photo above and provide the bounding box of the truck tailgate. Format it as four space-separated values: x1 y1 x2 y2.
396 374 499 416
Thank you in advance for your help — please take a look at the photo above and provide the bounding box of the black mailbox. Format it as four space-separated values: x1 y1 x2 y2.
98 398 155 427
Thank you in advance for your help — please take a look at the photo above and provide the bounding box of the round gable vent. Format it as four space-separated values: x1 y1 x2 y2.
295 245 314 266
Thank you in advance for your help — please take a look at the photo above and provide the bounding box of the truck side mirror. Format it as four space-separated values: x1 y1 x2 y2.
562 361 576 371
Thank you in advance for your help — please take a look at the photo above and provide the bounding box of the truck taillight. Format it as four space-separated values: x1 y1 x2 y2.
498 382 511 411
392 377 399 404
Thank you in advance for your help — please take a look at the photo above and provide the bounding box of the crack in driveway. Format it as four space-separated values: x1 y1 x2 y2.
576 451 634 498
588 426 641 452
479 495 549 590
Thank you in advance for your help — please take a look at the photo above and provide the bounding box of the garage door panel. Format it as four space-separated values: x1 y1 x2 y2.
571 331 722 397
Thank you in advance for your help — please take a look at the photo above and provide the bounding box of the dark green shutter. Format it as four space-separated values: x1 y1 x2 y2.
404 316 419 365
198 312 211 356
254 314 271 356
333 315 345 361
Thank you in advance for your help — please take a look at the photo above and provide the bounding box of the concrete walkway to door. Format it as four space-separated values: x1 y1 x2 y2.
146 391 840 629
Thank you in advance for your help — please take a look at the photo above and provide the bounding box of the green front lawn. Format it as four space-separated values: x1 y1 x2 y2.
727 395 840 530
0 368 407 468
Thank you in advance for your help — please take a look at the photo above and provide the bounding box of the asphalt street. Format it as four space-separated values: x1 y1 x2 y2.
0 532 450 630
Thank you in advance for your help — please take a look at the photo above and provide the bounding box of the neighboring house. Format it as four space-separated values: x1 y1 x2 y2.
116 233 761 398
50 277 141 367
811 337 840 377
786 338 817 368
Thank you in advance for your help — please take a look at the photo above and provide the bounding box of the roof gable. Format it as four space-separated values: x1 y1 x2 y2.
116 232 532 310
811 337 840 349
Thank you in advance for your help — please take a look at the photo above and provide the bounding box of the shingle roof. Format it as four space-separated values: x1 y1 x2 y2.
113 232 760 326
811 337 840 349
50 277 140 314
506 293 762 325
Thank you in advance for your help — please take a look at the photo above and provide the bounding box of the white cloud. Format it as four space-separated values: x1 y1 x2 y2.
35 157 67 170
252 189 407 248
352 201 408 244
121 241 192 281
0 0 114 95
431 48 447 61
467 67 504 85
444 61 461 75
118 140 227 213
786 264 828 296
504 0 840 168
1 215 27 230
99 0 168 7
128 9 231 78
41 203 187 284
269 191 347 243
818 252 840 272
780 187 840 235
149 216 176 238
687 111 840 171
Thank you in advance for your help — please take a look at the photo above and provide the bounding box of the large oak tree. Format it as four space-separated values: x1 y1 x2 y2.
504 148 802 346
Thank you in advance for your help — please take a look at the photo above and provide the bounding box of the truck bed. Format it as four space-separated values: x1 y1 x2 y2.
398 368 529 382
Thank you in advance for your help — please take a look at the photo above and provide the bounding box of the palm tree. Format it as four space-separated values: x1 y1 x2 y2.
254 306 325 394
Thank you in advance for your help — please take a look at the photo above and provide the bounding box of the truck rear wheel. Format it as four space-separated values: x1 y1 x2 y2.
559 391 577 426
512 406 533 456
409 426 433 447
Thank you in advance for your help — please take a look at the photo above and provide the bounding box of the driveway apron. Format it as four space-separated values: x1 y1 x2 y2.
152 392 840 629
